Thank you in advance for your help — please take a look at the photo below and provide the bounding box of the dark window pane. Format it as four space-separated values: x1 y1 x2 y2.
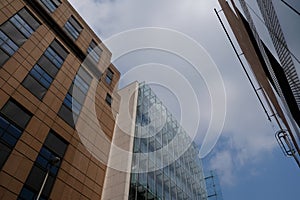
50 39 68 60
105 68 114 85
44 132 68 157
64 16 82 40
0 103 30 169
0 8 40 67
68 16 83 33
87 40 102 62
44 46 63 68
23 40 68 99
1 21 26 46
37 55 58 78
10 14 34 38
19 131 68 200
26 165 47 191
1 100 31 129
40 0 61 13
59 67 91 127
18 186 36 200
105 93 112 106
0 142 11 169
0 30 18 56
22 75 47 99
30 65 53 88
18 8 40 31
0 48 10 66
58 105 75 127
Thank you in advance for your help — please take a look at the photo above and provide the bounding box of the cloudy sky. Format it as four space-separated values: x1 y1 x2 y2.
68 0 300 199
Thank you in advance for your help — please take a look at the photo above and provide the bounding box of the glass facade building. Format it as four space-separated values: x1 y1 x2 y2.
129 83 207 200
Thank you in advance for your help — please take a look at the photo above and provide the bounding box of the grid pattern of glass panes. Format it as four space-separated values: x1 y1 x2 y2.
22 40 68 99
0 8 40 66
129 83 207 200
64 16 83 40
40 0 61 13
58 66 92 127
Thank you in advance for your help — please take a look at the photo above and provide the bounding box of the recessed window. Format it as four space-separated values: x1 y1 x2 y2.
87 40 102 62
19 131 68 200
22 40 68 99
64 16 83 40
0 99 32 169
105 68 114 85
40 0 61 12
105 93 112 106
0 8 40 67
58 67 92 127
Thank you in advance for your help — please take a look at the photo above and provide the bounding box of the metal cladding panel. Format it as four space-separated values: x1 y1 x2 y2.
218 0 299 153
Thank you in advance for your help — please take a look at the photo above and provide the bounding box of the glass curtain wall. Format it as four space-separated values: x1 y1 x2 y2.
129 83 207 200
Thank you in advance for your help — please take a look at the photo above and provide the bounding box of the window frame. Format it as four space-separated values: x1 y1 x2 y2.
58 67 92 127
22 39 68 100
0 99 32 169
64 15 83 40
19 131 68 200
0 8 40 67
105 68 114 85
105 93 112 106
40 0 61 13
87 40 102 62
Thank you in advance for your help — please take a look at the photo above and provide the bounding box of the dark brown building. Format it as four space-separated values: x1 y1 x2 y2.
218 0 300 167
0 0 121 199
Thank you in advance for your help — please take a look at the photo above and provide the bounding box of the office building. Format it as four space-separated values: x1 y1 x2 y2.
103 82 207 200
217 0 300 166
0 0 120 199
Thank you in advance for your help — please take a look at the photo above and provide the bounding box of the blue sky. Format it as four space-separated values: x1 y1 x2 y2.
68 0 300 199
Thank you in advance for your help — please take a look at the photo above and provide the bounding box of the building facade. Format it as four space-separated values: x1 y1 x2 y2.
217 0 300 166
0 0 120 199
129 83 207 200
103 82 207 200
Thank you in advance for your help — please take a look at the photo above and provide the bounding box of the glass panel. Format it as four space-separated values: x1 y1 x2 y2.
0 30 18 56
19 131 68 199
105 93 112 106
30 65 52 88
22 75 47 99
40 0 61 12
64 16 82 40
87 40 102 62
44 46 63 68
1 101 31 129
10 14 34 38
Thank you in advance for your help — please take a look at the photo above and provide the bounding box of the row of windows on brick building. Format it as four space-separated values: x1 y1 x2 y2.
0 4 116 199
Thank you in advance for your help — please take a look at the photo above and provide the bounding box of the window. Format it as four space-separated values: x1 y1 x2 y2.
0 8 40 67
0 100 32 169
22 40 68 99
64 16 83 40
58 67 92 127
105 93 112 106
40 0 61 12
105 68 114 85
19 131 68 200
87 40 102 62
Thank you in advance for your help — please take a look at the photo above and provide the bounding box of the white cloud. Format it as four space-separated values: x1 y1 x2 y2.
209 150 236 186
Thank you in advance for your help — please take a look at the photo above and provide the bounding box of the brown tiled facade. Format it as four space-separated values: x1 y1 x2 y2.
0 0 120 199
